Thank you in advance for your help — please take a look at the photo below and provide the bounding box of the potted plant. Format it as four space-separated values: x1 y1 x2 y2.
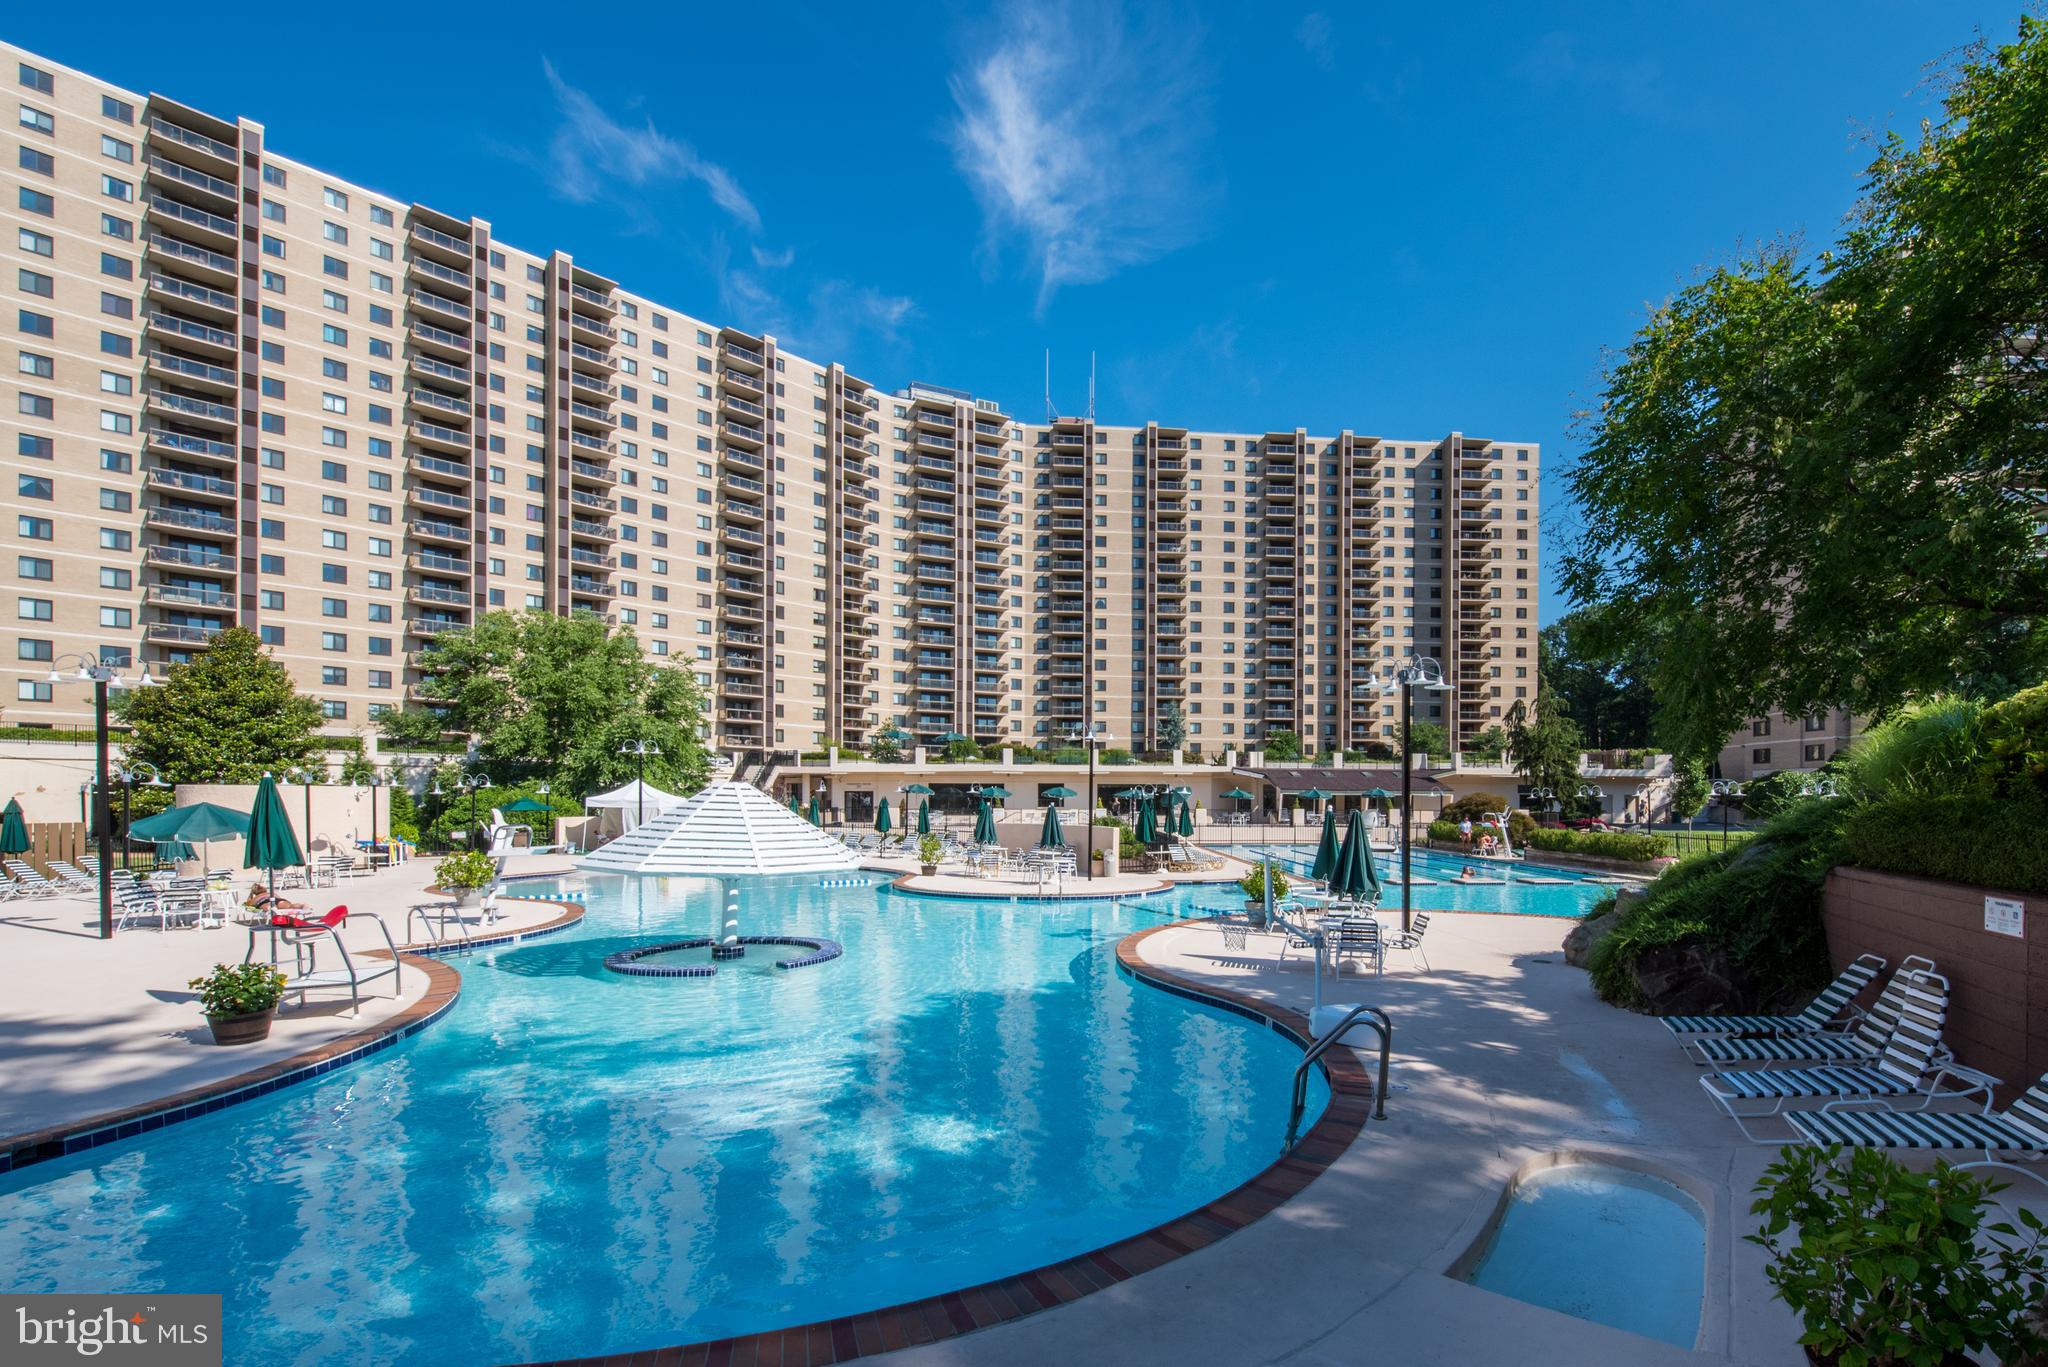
435 848 498 908
1238 863 1288 915
1750 1145 2047 1366
189 962 289 1045
916 833 943 877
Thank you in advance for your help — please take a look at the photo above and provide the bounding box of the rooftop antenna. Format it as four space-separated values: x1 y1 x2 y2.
1088 352 1097 423
1044 349 1055 423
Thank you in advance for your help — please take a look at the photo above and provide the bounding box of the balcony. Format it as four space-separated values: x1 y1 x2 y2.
144 387 235 429
408 518 470 547
405 583 469 607
146 195 234 250
408 219 472 267
720 340 766 372
568 312 616 346
407 451 470 483
569 281 617 315
143 623 223 646
145 153 235 210
407 352 472 388
569 517 617 542
145 272 235 321
144 428 235 465
145 310 234 358
569 400 616 429
569 489 617 514
722 422 766 451
718 366 764 394
145 467 234 501
409 420 470 456
143 583 235 610
568 577 616 598
406 486 470 515
409 319 471 360
145 348 235 394
407 550 470 574
408 617 466 637
568 458 618 486
144 545 232 571
569 371 616 400
407 387 472 420
406 254 472 294
145 115 237 172
569 341 617 372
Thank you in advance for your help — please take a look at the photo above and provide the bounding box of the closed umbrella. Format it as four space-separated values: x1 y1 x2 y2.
1038 803 1066 849
1329 810 1384 905
917 799 931 836
973 797 998 845
789 794 802 813
244 774 304 890
0 798 28 856
1177 801 1194 838
1309 809 1340 882
807 794 822 826
1135 798 1156 845
875 797 893 834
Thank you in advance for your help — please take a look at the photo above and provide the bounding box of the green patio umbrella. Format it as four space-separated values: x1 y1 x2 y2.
129 801 251 843
903 783 934 795
1309 809 1340 881
1177 800 1194 838
244 774 304 887
1112 786 1150 800
789 794 802 812
875 796 893 834
1042 785 1078 801
979 785 1010 801
152 838 197 864
1221 787 1253 801
1135 798 1157 844
807 794 822 826
0 798 28 856
1328 810 1384 904
502 797 552 814
917 799 931 835
973 797 998 845
1038 803 1066 849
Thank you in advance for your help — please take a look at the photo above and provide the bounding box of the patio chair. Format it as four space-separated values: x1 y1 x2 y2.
1699 971 1997 1142
1662 953 1885 1042
113 883 164 931
48 860 96 892
1786 1071 2048 1194
1384 913 1431 973
4 860 63 898
1326 913 1383 977
1688 956 1938 1068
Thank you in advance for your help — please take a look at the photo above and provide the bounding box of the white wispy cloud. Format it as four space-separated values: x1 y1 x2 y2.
717 242 916 359
542 60 760 231
1295 12 1336 71
949 0 1220 310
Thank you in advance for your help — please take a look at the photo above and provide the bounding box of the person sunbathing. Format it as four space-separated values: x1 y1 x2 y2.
244 882 304 913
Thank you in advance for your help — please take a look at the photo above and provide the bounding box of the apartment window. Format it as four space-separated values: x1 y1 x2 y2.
18 637 52 661
100 607 131 629
18 104 53 134
17 310 52 337
321 597 347 618
18 187 53 216
1752 747 1772 765
17 516 52 540
18 228 51 256
261 235 285 258
18 434 51 459
321 667 347 687
101 568 129 590
99 174 132 202
17 556 51 580
322 256 347 279
17 681 51 703
323 188 348 211
259 626 284 646
100 213 131 241
18 64 52 94
18 597 53 620
370 205 393 227
17 146 52 176
99 528 129 551
320 633 346 652
17 475 51 499
16 268 51 298
101 96 133 123
100 252 132 279
1803 743 1827 763
1751 718 1771 737
100 331 130 358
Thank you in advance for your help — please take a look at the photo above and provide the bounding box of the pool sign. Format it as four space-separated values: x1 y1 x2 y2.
1984 896 2025 939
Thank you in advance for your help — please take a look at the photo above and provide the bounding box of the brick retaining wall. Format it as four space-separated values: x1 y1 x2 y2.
1819 866 2039 1105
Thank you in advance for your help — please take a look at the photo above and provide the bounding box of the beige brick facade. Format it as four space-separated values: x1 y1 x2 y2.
2 44 1539 758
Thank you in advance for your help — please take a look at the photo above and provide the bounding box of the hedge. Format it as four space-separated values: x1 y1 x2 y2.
1523 827 1669 862
1842 792 2048 895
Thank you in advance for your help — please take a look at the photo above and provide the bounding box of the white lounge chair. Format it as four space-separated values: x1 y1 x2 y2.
1662 953 1885 1042
1787 1072 2048 1193
47 860 96 892
3 860 63 898
1699 972 1997 1142
1688 956 1937 1068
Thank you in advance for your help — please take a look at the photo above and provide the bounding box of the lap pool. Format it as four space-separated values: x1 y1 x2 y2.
0 876 1321 1365
1220 843 1616 917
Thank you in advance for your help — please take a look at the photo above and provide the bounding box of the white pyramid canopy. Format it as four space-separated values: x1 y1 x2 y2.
579 780 859 876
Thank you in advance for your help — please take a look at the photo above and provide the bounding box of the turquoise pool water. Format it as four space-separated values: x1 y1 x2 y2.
0 876 1321 1365
1464 1163 1706 1347
1219 843 1615 917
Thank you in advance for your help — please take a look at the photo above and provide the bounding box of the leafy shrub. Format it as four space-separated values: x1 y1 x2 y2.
915 834 943 867
1238 863 1288 903
188 962 287 1018
435 848 498 892
1440 792 1512 824
1750 1145 2047 1367
1976 681 2048 800
1838 694 1986 802
1427 819 1460 842
1523 827 1669 861
1101 748 1135 765
1842 792 2048 894
1738 767 1827 821
1588 799 1844 1008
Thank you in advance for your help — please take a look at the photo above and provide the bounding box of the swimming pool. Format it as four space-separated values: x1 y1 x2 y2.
1218 843 1616 917
0 875 1322 1365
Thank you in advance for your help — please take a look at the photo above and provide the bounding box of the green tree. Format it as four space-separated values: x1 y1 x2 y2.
1564 18 2048 758
1157 700 1186 751
1405 720 1449 762
119 627 322 783
381 610 710 798
1667 757 1712 824
1466 724 1510 763
336 751 378 785
1538 611 1657 748
1263 729 1302 761
1505 693 1584 817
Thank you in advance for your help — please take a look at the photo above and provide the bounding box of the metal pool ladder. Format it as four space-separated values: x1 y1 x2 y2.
1286 1005 1392 1148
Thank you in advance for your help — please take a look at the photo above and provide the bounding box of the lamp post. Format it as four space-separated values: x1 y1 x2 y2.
369 771 384 855
284 765 320 877
113 759 167 872
454 771 492 848
618 740 661 826
1072 721 1110 880
47 654 159 938
1373 655 1450 934
1711 779 1745 852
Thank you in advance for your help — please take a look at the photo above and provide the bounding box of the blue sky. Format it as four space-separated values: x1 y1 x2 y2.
15 2 2023 622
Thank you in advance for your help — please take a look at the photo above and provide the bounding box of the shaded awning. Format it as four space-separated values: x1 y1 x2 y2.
580 781 857 876
1234 766 1447 795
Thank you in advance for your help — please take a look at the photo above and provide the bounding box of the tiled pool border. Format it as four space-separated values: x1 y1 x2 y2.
0 896 584 1175
524 914 1377 1367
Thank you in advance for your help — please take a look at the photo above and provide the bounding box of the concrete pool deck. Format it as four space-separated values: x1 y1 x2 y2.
0 852 578 1143
860 911 2047 1367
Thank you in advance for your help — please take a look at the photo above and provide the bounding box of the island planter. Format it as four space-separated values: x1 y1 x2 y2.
435 850 500 909
188 962 289 1046
916 836 943 878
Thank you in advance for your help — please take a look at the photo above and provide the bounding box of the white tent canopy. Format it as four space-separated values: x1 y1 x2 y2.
580 780 859 876
582 779 687 834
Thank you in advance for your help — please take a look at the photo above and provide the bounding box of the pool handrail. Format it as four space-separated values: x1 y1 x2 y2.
1288 1003 1392 1146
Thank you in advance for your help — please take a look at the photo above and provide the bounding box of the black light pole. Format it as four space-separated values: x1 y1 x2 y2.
1381 655 1449 935
286 766 318 876
619 740 661 826
1712 780 1744 852
114 760 164 873
1073 721 1109 880
49 655 159 938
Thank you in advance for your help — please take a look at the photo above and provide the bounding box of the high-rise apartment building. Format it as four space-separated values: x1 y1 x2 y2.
1 44 1541 758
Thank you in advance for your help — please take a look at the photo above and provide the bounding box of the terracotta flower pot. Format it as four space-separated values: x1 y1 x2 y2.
920 864 938 877
205 1006 276 1046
